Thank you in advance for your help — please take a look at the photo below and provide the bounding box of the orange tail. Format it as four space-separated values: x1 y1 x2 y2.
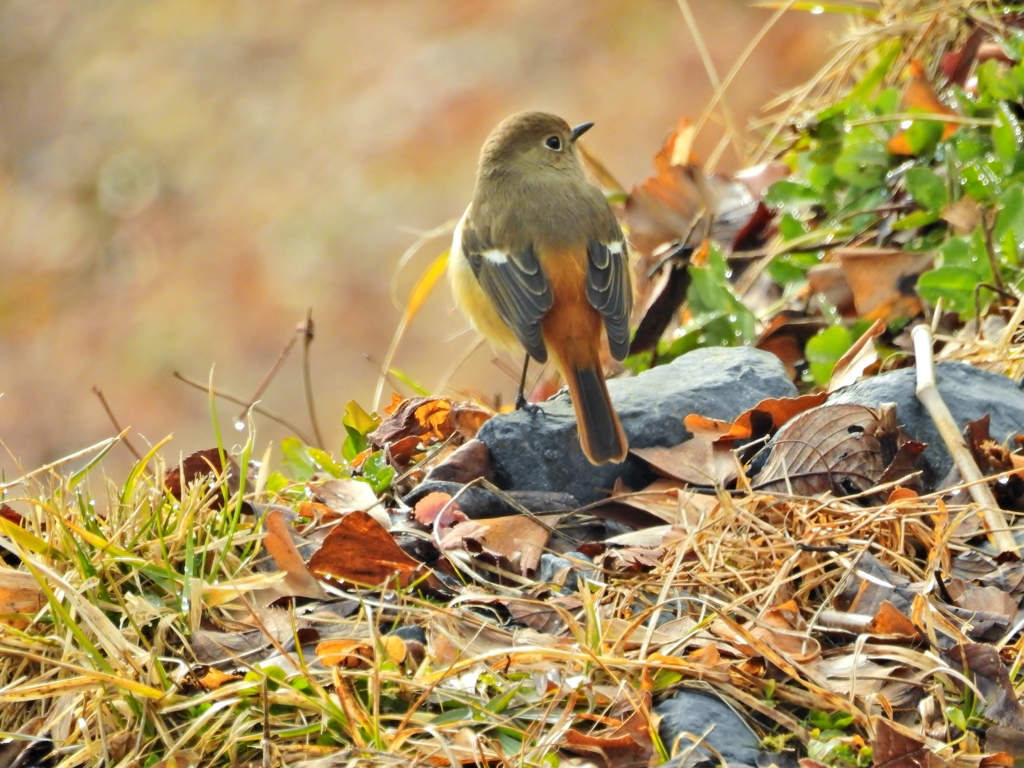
539 254 628 465
564 364 628 464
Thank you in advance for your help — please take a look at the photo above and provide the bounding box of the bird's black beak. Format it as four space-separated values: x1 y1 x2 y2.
570 122 594 142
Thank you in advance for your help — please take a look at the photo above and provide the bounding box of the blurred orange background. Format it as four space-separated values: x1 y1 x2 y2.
0 1 840 479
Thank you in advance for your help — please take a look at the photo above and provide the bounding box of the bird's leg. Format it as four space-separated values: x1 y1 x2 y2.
514 354 542 414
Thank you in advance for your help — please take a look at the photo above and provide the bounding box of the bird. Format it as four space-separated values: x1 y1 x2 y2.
448 111 632 464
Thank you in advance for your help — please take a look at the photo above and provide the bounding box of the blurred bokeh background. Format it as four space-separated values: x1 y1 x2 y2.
0 1 841 479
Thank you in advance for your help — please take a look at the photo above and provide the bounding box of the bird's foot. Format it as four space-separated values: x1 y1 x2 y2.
514 393 543 416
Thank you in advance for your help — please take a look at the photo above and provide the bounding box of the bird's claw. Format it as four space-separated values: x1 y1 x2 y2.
515 394 543 416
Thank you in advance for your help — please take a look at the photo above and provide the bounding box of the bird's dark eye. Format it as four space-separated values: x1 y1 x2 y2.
544 135 562 151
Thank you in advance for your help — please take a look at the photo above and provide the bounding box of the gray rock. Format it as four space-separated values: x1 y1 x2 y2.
828 362 1024 484
477 347 796 505
655 689 760 767
535 552 596 590
402 481 578 520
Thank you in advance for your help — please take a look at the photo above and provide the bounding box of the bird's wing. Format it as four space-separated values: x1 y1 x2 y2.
586 227 632 361
460 224 553 363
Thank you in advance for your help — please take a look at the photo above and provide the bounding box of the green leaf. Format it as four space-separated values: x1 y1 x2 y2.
808 710 833 730
892 209 941 230
765 179 821 209
950 129 987 162
958 157 1002 202
992 102 1022 168
344 400 379 436
904 166 947 211
360 451 394 495
685 246 756 347
264 471 289 493
281 437 318 482
872 87 900 116
834 138 889 188
978 59 1019 101
901 118 944 157
767 251 821 286
1004 30 1024 61
995 184 1024 266
831 712 855 729
806 325 853 386
342 400 380 460
778 212 811 241
946 704 968 732
1001 227 1021 268
280 437 346 481
917 266 982 315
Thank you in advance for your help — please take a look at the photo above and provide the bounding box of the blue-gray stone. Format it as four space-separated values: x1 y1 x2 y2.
828 361 1024 484
477 346 796 505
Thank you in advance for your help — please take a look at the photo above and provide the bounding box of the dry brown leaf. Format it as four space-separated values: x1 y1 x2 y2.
422 438 495 484
443 514 555 576
627 247 695 355
369 395 491 450
807 265 856 316
624 119 706 259
413 491 463 525
586 495 681 530
633 439 737 487
869 601 921 640
752 600 821 663
980 753 1016 768
835 248 934 324
595 547 663 574
504 597 569 634
316 638 374 668
307 510 429 590
262 509 329 600
873 718 949 768
755 403 901 497
195 667 244 691
985 727 1024 764
308 477 389 529
759 314 834 384
0 504 24 526
427 612 518 667
563 692 654 768
942 195 982 235
150 751 204 768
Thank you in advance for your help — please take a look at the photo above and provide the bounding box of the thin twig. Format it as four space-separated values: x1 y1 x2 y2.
300 308 325 449
91 387 144 463
173 371 315 446
911 324 1017 552
235 324 303 426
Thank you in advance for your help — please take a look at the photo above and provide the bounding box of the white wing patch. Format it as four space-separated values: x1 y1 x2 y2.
605 241 624 255
482 249 509 264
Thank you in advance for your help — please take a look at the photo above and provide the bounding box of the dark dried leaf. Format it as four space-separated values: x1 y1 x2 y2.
755 403 903 497
873 718 948 768
943 643 1024 728
165 448 244 507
